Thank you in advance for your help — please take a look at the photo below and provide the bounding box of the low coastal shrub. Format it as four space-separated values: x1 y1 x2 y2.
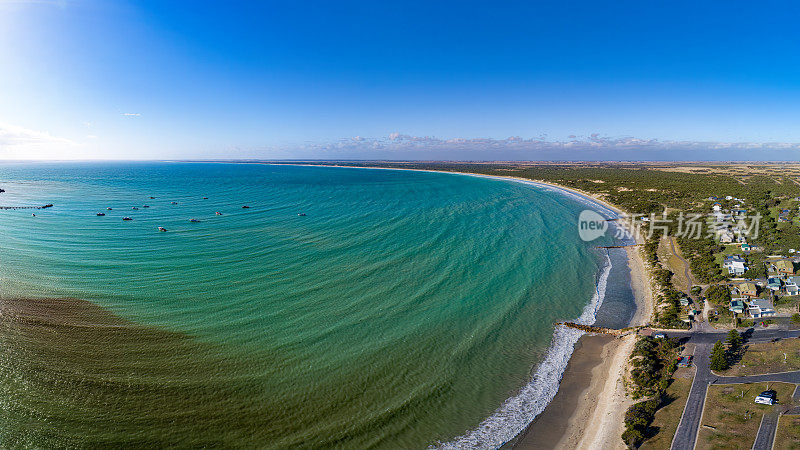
628 337 679 399
655 289 691 329
705 284 731 306
791 313 800 324
622 397 661 448
624 336 681 447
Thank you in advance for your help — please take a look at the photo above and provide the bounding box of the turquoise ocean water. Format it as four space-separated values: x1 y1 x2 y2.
0 163 624 448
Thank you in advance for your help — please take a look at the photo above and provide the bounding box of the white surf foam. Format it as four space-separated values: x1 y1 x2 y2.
436 252 612 449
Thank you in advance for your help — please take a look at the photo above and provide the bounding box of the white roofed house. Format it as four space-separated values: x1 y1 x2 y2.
718 230 735 243
785 276 800 296
748 299 776 319
723 255 747 276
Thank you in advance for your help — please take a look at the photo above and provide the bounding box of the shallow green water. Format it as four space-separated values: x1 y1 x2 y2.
0 163 614 448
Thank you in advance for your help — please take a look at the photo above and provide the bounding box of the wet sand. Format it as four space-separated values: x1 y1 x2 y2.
507 334 615 449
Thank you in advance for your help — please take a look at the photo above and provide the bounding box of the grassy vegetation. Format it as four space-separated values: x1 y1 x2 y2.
639 376 693 450
775 415 800 450
697 382 798 450
775 295 800 311
720 338 800 376
660 237 690 294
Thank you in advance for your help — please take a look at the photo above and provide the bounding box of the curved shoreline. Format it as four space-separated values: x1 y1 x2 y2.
261 163 654 448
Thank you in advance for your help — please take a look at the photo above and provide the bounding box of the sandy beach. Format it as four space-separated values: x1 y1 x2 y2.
507 181 654 450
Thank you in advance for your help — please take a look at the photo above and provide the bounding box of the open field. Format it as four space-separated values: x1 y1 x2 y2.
641 375 693 450
659 237 690 294
775 414 800 450
722 338 800 376
696 382 797 450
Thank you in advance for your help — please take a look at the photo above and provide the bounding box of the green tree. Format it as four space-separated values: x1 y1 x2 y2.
792 313 800 324
726 329 742 353
710 340 729 371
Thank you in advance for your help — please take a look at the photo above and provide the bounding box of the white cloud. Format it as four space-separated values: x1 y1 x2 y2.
289 133 800 161
121 113 140 117
0 122 76 147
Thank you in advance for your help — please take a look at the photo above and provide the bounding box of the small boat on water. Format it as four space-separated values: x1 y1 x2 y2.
158 226 167 232
297 213 306 216
189 218 200 223
215 211 222 215
122 217 133 221
149 196 156 199
132 207 139 210
96 213 105 216
42 204 53 208
143 205 150 208
242 205 250 209
107 207 113 210
203 197 208 200
171 201 178 205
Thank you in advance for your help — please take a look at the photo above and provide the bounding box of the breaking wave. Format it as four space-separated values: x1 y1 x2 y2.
438 252 612 449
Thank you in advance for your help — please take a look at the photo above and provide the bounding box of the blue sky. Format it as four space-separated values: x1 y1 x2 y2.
3 0 800 160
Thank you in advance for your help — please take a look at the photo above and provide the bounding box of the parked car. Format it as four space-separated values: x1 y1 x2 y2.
755 390 776 405
654 333 666 339
677 356 693 368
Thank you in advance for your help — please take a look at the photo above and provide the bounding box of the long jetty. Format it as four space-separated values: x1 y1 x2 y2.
556 322 639 337
595 244 643 249
0 204 53 210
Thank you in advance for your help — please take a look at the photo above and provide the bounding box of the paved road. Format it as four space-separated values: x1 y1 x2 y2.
670 343 712 450
670 327 800 450
752 411 779 450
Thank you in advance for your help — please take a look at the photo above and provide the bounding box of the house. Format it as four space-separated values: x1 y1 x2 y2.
718 230 735 243
776 260 795 275
741 243 751 252
767 277 783 291
679 297 691 306
729 299 746 314
785 276 800 295
723 255 747 275
749 299 776 318
738 282 758 297
712 203 722 212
